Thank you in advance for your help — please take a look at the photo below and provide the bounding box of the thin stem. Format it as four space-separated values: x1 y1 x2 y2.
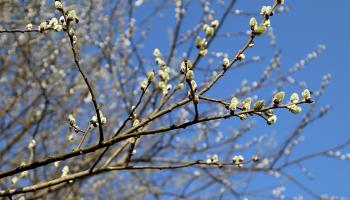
0 160 264 197
56 2 105 144
74 125 92 150
0 29 40 33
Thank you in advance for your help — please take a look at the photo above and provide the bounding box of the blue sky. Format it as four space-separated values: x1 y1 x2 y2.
134 0 350 198
230 0 350 198
2 0 348 198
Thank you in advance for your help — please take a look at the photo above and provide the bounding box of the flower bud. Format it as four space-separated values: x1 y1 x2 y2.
175 83 185 90
199 49 208 56
133 119 140 127
54 24 63 32
260 6 272 16
68 114 76 125
91 115 98 125
205 26 214 37
210 154 219 163
238 113 248 120
54 161 60 168
59 16 65 24
186 70 194 81
11 176 18 185
61 165 69 177
196 36 202 49
54 1 63 10
252 155 259 162
206 158 212 164
190 80 197 91
26 23 33 30
229 97 239 112
249 17 258 30
49 18 58 27
68 133 74 141
273 91 285 105
301 89 311 102
254 100 265 111
238 53 245 61
153 48 161 57
147 71 155 82
223 57 230 68
39 21 48 32
290 93 299 104
242 97 252 110
67 10 79 23
162 84 172 96
202 24 209 31
287 104 302 114
181 59 192 73
210 20 219 29
101 116 107 125
140 80 148 91
28 139 36 149
158 81 165 89
253 25 267 35
155 58 165 66
232 155 244 167
267 114 277 125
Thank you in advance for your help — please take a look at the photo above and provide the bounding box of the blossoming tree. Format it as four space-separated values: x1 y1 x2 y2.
0 0 347 199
